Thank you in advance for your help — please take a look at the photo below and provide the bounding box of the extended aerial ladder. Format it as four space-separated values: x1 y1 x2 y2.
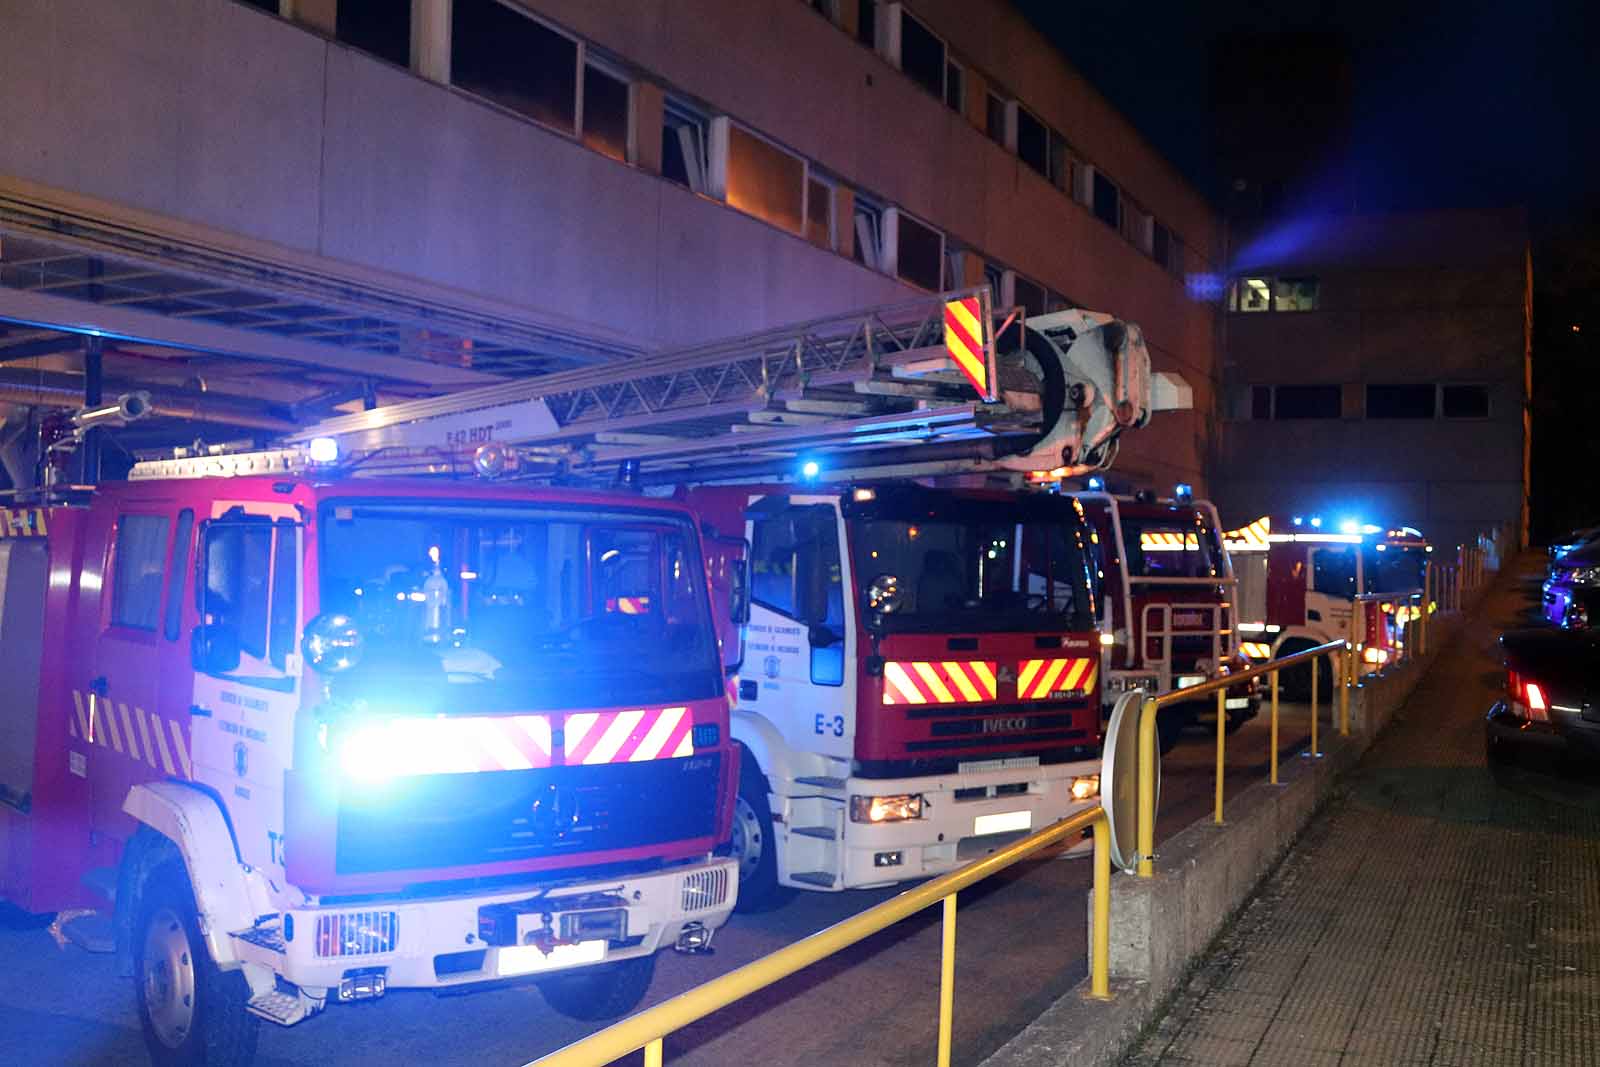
186 286 1193 485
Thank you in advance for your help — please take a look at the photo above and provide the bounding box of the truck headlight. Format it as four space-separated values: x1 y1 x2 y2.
850 794 924 823
1070 775 1100 801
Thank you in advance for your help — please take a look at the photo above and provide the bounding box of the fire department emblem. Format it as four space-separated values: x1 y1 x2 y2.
763 655 781 679
232 742 248 778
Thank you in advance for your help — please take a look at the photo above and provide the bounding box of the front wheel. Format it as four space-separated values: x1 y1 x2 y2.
538 953 655 1021
730 748 792 913
134 864 259 1067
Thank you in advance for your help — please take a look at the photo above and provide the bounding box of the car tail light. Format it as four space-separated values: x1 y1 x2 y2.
1507 670 1550 723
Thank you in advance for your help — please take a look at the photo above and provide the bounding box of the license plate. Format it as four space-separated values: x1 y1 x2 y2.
973 810 1032 836
496 939 606 977
1177 675 1205 689
1225 697 1250 710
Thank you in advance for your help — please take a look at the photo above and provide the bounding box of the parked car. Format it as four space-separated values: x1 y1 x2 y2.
1543 541 1600 628
1486 628 1600 774
1549 524 1600 560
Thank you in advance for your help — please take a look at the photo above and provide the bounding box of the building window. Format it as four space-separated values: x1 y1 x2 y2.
1441 384 1490 419
809 0 840 23
1273 277 1319 311
662 98 711 193
337 0 411 68
1048 132 1072 192
1016 106 1048 178
1167 234 1185 278
806 174 836 250
1250 385 1273 420
1151 222 1171 269
893 210 944 291
112 514 171 632
983 261 1006 305
1092 171 1120 229
853 194 886 271
1272 385 1341 419
945 59 965 112
581 62 631 162
1234 276 1272 312
857 0 877 48
725 124 805 234
942 243 966 291
1366 384 1437 419
238 0 278 13
1012 274 1047 318
451 0 579 134
896 9 946 102
985 92 1008 146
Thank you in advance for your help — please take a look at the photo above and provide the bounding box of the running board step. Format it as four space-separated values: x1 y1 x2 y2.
247 989 311 1027
791 871 837 888
56 911 114 954
793 776 846 790
791 825 838 841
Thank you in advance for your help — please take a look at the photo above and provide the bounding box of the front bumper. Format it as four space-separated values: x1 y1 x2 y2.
270 858 737 996
831 760 1099 889
1486 701 1600 766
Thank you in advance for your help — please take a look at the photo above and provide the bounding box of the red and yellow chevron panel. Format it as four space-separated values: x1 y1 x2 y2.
563 706 695 765
1140 531 1200 551
882 660 999 706
942 296 992 400
1017 658 1098 701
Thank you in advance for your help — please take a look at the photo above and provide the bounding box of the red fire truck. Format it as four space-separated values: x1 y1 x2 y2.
0 451 739 1063
687 482 1105 906
1065 487 1256 752
1228 515 1433 693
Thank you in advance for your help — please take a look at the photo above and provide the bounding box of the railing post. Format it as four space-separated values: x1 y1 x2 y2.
645 1038 663 1067
1420 565 1431 656
1338 646 1350 737
1309 656 1320 757
937 893 956 1067
1090 815 1111 999
1214 687 1226 825
1270 669 1280 784
1137 695 1158 878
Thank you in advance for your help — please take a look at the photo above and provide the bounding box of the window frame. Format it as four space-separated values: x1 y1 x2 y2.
449 0 583 137
852 192 887 272
578 53 634 164
890 6 950 105
662 95 713 195
885 207 944 291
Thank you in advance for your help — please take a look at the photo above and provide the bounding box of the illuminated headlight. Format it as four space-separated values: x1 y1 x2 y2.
1571 566 1600 586
1363 647 1389 665
1070 775 1100 801
1099 632 1116 646
850 794 924 823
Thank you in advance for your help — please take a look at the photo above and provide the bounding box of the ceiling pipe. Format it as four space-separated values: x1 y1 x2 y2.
0 380 296 432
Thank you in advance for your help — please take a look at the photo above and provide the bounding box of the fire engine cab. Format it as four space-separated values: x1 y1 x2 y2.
0 449 740 1064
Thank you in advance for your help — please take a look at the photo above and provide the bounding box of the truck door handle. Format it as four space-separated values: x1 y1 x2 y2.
89 676 109 697
190 705 212 719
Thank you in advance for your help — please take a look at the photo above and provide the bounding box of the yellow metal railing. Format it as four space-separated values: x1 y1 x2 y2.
531 803 1112 1067
1135 639 1350 877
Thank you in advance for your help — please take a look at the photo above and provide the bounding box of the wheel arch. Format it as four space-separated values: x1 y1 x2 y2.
729 710 799 794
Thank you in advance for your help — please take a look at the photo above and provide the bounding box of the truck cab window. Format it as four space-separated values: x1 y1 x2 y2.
1311 546 1357 599
201 517 298 672
112 514 171 631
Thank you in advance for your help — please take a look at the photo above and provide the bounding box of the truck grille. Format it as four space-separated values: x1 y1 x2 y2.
333 754 722 876
680 867 730 912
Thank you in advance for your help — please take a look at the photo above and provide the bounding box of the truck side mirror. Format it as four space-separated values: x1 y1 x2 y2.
191 623 241 676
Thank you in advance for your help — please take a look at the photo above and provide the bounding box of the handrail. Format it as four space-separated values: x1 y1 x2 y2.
530 804 1111 1067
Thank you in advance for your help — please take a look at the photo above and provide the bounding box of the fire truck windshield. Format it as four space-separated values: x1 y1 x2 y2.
850 514 1097 633
317 500 722 710
1365 545 1428 593
1121 517 1225 580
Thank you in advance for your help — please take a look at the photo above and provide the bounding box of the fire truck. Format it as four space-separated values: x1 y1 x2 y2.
1057 486 1255 753
1227 515 1433 693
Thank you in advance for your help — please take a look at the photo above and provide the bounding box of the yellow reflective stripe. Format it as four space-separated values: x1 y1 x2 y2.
884 661 927 705
1060 659 1088 692
970 661 998 699
585 709 645 765
944 662 983 703
913 662 956 704
948 299 983 345
1017 659 1042 696
632 706 684 761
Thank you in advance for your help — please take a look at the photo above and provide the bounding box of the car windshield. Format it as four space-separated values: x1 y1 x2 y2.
1365 545 1428 593
850 514 1096 632
1120 517 1226 579
317 500 721 710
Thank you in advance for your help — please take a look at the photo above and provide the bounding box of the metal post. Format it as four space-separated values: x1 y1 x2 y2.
1270 669 1280 784
1214 687 1226 825
81 335 103 483
1420 565 1430 656
937 893 957 1067
1137 696 1158 878
1339 646 1350 736
1090 815 1111 999
1310 656 1319 757
645 1038 663 1067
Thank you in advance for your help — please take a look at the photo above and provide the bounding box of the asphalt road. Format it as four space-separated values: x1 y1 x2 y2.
0 698 1336 1067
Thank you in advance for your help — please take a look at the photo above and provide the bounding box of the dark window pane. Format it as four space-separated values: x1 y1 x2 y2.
985 93 1007 144
204 521 272 660
983 262 1004 302
163 510 194 641
1312 546 1357 598
1017 107 1048 176
452 0 577 133
1152 222 1171 267
1367 384 1436 419
1012 275 1046 318
896 212 943 290
1274 385 1340 419
1442 385 1490 419
238 0 277 12
1274 276 1319 311
113 515 170 632
582 65 629 162
1251 385 1272 420
268 522 297 670
661 102 708 192
1092 171 1120 227
944 61 963 111
1048 132 1069 189
858 0 877 47
337 0 411 68
853 198 884 270
899 11 944 99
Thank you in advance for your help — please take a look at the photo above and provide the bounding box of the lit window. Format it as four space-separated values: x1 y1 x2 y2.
894 210 944 291
662 98 711 194
1273 277 1319 311
985 92 1008 146
806 174 836 250
853 194 886 271
1442 385 1490 419
337 0 410 68
1366 384 1436 419
581 62 630 163
725 124 805 234
451 0 577 134
1236 277 1272 312
897 10 946 102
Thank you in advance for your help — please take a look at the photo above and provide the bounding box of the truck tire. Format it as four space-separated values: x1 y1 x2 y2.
730 748 791 913
538 953 655 1021
1278 643 1334 703
134 863 259 1067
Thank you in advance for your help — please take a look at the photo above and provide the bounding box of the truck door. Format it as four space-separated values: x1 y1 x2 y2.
188 505 302 877
742 498 854 760
90 506 181 839
1306 545 1356 641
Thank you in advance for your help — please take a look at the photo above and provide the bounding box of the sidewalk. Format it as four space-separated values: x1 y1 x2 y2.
1124 559 1600 1067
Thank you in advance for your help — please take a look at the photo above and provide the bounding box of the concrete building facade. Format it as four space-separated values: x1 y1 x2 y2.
0 0 1220 489
1214 208 1531 552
